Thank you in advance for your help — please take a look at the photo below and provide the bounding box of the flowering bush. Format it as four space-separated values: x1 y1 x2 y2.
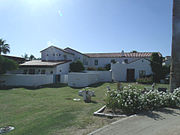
105 87 180 114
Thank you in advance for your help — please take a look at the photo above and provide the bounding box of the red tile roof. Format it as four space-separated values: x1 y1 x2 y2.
2 55 26 64
85 52 162 58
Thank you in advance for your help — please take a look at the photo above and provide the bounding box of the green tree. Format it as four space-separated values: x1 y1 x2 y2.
131 50 138 53
0 38 10 55
70 60 84 72
22 53 29 60
150 53 163 82
29 54 36 60
0 56 18 74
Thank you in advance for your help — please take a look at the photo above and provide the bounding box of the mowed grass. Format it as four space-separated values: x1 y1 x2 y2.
0 83 169 135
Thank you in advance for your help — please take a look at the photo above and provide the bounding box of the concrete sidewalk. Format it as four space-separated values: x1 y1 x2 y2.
89 108 180 135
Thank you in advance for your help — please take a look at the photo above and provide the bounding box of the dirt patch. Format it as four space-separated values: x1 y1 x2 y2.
55 116 120 135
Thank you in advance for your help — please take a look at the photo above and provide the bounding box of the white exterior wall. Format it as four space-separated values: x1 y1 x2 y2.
41 46 74 61
65 48 89 67
112 58 152 82
64 48 84 62
68 72 99 87
88 57 144 68
0 74 54 87
55 62 70 75
17 67 56 75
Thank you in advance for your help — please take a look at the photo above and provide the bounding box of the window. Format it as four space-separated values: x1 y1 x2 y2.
124 59 128 64
56 54 58 56
29 69 35 74
47 54 48 56
94 60 98 65
59 70 61 72
38 69 40 73
23 69 27 74
84 61 88 65
50 71 53 74
59 54 61 56
111 59 116 64
41 70 46 74
63 55 67 60
139 70 146 78
53 53 55 56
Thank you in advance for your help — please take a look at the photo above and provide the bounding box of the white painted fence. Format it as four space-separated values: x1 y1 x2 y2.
0 74 54 87
68 71 112 87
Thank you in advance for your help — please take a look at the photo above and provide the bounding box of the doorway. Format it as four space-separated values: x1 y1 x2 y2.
55 75 61 83
127 69 135 82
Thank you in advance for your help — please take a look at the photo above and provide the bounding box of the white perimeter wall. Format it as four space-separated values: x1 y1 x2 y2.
112 58 152 82
0 74 54 87
85 71 112 82
68 72 99 87
68 71 112 87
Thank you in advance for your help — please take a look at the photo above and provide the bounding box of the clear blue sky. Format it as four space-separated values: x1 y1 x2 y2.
0 0 173 58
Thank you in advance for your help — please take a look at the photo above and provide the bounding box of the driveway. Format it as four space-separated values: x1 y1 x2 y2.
89 108 180 135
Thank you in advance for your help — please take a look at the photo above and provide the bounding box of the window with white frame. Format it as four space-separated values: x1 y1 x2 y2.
41 70 46 74
94 60 98 65
139 70 146 78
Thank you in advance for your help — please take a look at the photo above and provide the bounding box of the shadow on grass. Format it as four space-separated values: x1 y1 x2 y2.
0 83 68 91
69 82 107 89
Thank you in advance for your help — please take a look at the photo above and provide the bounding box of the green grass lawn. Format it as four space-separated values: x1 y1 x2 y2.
0 83 169 135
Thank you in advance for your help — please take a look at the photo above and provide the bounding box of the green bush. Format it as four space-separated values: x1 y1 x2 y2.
105 64 111 71
105 87 180 114
87 67 96 71
136 76 153 84
97 67 106 71
70 60 84 72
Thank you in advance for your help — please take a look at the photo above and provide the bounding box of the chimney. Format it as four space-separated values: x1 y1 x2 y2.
121 50 125 57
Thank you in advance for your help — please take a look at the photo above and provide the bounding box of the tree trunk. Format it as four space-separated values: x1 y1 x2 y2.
170 0 180 92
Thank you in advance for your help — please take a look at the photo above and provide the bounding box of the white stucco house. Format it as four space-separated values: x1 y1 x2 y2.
0 45 162 87
112 58 152 82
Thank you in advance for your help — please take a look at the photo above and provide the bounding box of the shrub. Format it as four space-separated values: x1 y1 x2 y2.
97 67 106 71
105 64 111 71
105 87 180 114
87 67 96 71
136 76 153 84
150 53 163 82
70 60 84 72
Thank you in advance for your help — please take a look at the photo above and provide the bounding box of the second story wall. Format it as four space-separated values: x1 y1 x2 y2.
65 48 89 66
41 46 74 61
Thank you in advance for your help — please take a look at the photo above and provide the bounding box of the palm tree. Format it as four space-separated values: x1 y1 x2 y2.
170 0 180 92
0 38 10 55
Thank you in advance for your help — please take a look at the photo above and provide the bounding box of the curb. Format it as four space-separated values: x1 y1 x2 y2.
93 106 127 118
